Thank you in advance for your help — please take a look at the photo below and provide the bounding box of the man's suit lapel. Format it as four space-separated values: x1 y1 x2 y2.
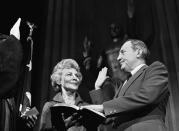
114 84 123 98
115 65 148 97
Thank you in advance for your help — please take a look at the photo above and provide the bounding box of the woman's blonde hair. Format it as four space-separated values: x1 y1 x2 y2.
50 59 82 92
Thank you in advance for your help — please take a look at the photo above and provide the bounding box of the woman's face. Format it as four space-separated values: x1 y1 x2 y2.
60 68 81 91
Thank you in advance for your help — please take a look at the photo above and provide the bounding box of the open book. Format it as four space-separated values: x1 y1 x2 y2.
50 103 106 128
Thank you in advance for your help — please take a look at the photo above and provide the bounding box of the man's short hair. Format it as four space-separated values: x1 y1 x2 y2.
126 39 150 60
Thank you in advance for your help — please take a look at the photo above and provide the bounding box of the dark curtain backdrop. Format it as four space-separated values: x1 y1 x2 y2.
25 0 179 131
154 1 179 131
37 0 77 108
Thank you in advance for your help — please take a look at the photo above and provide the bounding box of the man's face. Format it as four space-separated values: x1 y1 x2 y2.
60 68 81 91
117 41 138 72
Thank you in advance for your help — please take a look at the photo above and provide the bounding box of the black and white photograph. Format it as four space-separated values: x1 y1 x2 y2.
0 0 178 131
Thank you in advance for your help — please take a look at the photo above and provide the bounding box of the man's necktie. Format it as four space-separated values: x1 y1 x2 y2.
127 72 132 80
115 72 132 97
121 73 132 89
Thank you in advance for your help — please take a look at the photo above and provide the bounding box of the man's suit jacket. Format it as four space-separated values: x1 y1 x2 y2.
90 77 122 104
91 61 169 131
90 78 123 131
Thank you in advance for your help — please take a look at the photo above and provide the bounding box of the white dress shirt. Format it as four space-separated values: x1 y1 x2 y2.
122 64 146 87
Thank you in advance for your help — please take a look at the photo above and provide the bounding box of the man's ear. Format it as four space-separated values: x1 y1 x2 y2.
136 49 142 58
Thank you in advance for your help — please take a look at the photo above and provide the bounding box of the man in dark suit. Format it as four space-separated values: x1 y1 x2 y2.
83 39 169 131
89 46 129 131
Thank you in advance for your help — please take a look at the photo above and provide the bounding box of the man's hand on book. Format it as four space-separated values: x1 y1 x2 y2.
81 104 104 113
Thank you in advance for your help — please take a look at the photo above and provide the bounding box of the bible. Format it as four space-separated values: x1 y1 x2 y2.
50 103 106 129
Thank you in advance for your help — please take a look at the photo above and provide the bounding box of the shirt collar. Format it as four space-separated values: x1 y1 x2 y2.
131 64 146 76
